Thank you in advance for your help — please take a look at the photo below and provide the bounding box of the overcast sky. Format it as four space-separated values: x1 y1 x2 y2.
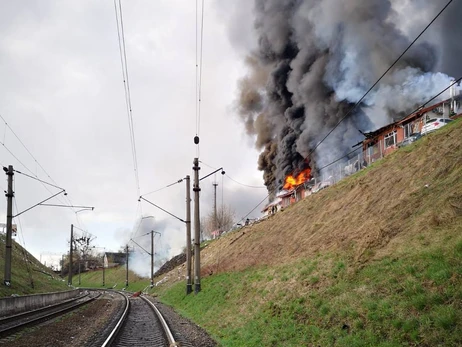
0 0 267 270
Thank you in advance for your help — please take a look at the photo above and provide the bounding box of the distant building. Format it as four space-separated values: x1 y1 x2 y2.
103 252 126 268
362 97 461 163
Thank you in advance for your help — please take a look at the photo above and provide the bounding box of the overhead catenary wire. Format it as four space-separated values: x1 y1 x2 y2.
194 0 205 156
306 0 454 160
140 178 184 197
229 75 462 232
114 0 141 198
200 160 266 189
197 0 205 137
13 169 65 191
0 114 76 213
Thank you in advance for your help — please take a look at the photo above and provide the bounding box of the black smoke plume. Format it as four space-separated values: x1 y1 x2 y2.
233 0 460 197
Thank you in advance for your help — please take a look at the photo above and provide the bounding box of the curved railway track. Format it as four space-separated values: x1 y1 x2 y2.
101 292 177 347
0 290 100 339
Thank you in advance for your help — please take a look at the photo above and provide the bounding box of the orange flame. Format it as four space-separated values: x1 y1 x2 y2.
283 168 311 190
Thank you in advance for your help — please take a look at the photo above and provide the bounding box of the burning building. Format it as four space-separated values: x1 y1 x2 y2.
227 0 462 200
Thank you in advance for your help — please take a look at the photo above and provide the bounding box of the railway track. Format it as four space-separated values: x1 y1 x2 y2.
100 292 195 347
0 290 101 339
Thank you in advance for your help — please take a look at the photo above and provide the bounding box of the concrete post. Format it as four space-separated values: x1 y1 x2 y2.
102 254 105 287
68 224 73 286
193 158 201 293
185 175 192 294
150 230 154 287
3 165 14 286
125 245 129 287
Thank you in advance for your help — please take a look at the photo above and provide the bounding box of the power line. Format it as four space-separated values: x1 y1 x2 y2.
114 0 141 197
225 175 266 189
0 114 76 212
306 0 454 160
232 74 460 228
234 194 269 227
200 160 265 189
197 0 205 137
140 178 184 197
0 114 60 187
13 169 65 191
194 0 205 157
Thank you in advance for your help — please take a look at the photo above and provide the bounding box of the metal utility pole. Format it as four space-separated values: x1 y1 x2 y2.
150 230 154 287
102 254 105 287
3 165 14 286
185 175 192 294
68 224 74 286
125 245 129 287
193 158 201 293
213 182 218 232
61 254 65 277
78 250 82 285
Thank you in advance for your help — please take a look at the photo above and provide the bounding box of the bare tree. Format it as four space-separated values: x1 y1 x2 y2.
202 204 235 239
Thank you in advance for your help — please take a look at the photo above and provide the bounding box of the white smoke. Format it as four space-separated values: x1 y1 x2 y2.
119 215 185 278
220 0 460 190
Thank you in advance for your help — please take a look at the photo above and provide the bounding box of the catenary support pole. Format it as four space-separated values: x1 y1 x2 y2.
102 254 105 286
213 182 218 232
125 245 129 287
78 253 81 285
193 158 201 293
185 175 192 294
150 230 154 287
68 224 73 286
3 165 14 286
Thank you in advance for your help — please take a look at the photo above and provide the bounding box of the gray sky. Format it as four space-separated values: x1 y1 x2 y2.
0 0 267 269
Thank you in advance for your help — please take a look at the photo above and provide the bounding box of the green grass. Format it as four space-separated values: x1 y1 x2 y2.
0 235 69 297
155 233 462 346
72 266 150 292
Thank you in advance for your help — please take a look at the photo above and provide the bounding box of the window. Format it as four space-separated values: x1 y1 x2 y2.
403 123 412 138
384 131 397 148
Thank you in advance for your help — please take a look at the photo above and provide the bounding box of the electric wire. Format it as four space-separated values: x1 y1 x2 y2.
229 76 461 231
409 76 462 115
13 196 34 288
306 0 454 160
13 169 65 190
225 174 266 189
233 193 269 228
200 160 266 188
0 116 75 212
141 178 184 197
195 0 199 137
197 0 205 137
194 0 205 157
114 0 141 198
0 114 61 188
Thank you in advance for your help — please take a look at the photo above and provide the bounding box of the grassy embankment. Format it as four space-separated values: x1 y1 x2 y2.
152 118 462 346
0 236 69 297
72 266 149 292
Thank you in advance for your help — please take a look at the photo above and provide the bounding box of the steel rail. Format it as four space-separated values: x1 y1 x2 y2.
140 295 177 346
100 291 130 347
0 292 89 324
0 292 101 337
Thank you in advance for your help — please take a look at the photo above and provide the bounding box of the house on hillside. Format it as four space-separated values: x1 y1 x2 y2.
362 96 461 163
278 181 313 209
103 252 126 268
262 197 282 216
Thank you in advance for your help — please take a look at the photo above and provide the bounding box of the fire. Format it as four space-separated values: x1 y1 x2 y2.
283 168 311 190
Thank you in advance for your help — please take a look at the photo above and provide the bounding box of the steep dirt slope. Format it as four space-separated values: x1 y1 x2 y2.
195 119 461 277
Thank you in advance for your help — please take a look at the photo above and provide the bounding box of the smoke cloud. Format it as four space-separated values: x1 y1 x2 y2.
116 216 185 278
228 0 461 196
